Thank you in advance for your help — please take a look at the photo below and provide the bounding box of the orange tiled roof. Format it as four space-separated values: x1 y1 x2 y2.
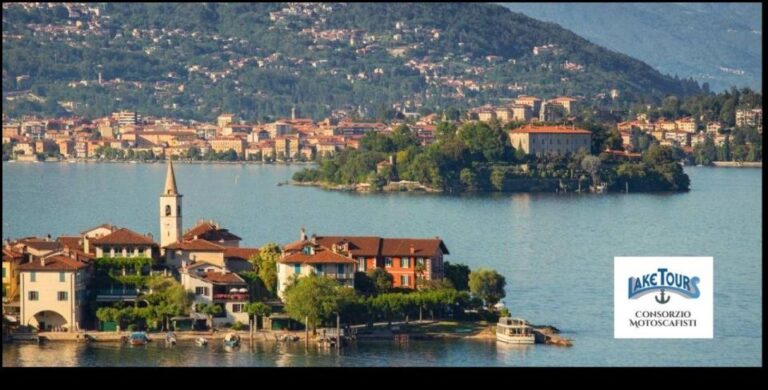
381 238 448 257
182 222 242 242
90 228 156 246
223 247 260 261
57 236 83 252
280 245 357 265
194 270 246 285
80 223 118 235
509 125 591 135
17 255 87 272
165 239 225 251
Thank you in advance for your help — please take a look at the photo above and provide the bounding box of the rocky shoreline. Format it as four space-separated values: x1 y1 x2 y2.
292 180 442 193
711 161 762 168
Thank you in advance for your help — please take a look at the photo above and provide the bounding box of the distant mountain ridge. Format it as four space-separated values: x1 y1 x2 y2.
3 2 701 121
502 2 762 92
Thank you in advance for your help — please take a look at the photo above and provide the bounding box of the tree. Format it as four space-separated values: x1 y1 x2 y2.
514 140 527 161
459 168 478 191
444 262 471 291
367 268 393 294
581 155 602 184
715 136 728 161
391 124 420 151
244 301 271 331
196 303 223 332
490 167 507 191
468 268 506 307
282 274 341 334
96 307 119 332
250 243 281 296
353 272 378 296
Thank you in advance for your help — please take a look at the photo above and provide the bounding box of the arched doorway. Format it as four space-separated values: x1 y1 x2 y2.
29 310 68 332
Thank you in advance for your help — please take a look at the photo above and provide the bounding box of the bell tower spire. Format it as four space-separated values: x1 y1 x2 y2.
160 159 182 250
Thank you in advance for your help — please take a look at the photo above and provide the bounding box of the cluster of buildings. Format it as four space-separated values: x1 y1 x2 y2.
617 107 762 151
2 110 441 162
471 95 580 124
2 160 450 332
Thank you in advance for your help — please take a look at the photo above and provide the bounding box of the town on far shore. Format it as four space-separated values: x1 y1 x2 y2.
2 91 762 165
4 158 569 347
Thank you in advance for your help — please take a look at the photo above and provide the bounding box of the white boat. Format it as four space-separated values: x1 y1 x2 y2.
195 337 208 346
496 317 535 344
165 332 177 345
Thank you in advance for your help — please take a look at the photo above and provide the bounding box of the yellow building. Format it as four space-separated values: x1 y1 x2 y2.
495 108 513 123
18 253 89 332
511 104 532 122
477 110 496 122
508 125 592 156
3 247 24 302
209 137 247 158
217 113 236 129
675 117 698 133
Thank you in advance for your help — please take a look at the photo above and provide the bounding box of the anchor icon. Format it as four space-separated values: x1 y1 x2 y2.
655 289 671 304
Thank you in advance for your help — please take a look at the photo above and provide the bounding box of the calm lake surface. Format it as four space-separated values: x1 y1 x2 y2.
1 162 762 366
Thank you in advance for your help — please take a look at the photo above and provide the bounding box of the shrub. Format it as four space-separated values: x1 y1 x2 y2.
232 321 244 331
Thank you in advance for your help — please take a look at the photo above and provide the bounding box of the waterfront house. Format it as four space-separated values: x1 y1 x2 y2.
508 125 592 156
181 262 250 327
277 236 357 299
277 231 450 298
18 251 90 332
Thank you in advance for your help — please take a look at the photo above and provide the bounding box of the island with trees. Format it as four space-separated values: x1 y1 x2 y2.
292 120 690 194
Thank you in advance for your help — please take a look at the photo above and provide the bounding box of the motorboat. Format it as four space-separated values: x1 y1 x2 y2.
496 317 535 344
129 331 149 346
165 332 177 346
223 333 240 347
195 337 208 346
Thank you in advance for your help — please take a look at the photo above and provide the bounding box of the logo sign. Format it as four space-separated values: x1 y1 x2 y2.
614 257 713 339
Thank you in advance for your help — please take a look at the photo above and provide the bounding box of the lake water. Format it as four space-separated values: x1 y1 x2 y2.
1 162 762 366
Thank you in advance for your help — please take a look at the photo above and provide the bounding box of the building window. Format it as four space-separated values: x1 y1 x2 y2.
30 272 36 282
195 287 209 296
29 291 39 301
357 257 366 272
169 251 175 260
2 267 5 278
294 264 301 274
232 303 244 313
401 275 410 287
401 258 410 268
58 291 68 301
165 205 172 216
315 264 324 274
59 272 66 282
385 257 392 267
337 264 345 275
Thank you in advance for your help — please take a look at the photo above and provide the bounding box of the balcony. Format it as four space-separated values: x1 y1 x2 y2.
96 287 140 301
321 273 355 280
212 293 248 301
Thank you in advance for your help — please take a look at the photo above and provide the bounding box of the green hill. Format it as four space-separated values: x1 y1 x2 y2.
502 3 762 92
2 3 701 121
